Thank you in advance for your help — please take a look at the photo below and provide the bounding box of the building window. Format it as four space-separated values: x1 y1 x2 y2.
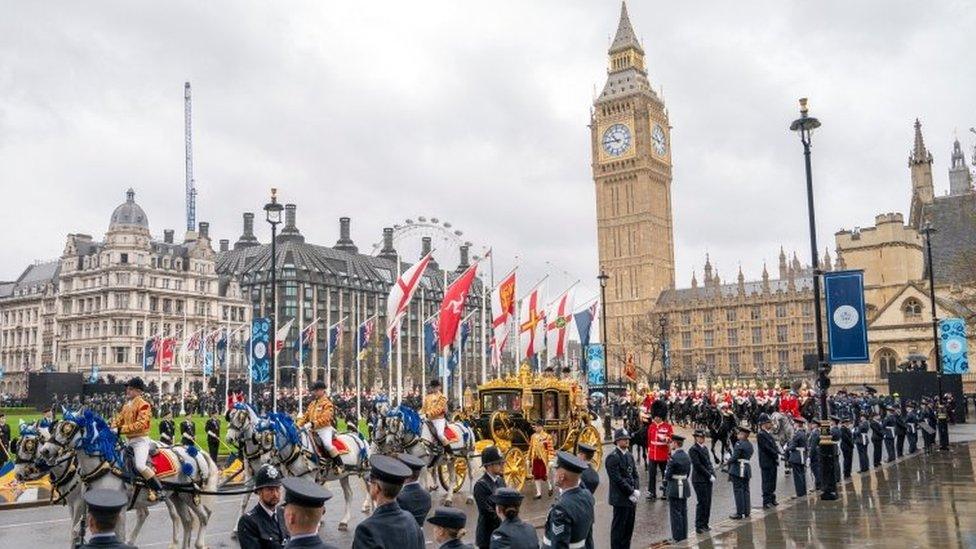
775 303 787 318
878 349 898 376
903 298 923 318
681 331 691 349
802 323 814 342
752 327 762 344
802 301 813 315
727 328 738 346
753 351 765 368
704 353 716 367
681 311 691 325
704 330 714 347
776 325 788 343
120 253 128 264
729 352 740 370
726 309 736 322
703 310 713 324
777 349 789 369
751 306 761 320
113 346 127 364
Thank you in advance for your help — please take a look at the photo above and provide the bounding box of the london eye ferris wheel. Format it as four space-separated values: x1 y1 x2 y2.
370 215 487 269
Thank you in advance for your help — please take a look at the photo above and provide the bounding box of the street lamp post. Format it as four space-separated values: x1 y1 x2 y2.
597 267 610 385
790 97 838 501
264 188 284 412
659 315 669 388
921 223 950 449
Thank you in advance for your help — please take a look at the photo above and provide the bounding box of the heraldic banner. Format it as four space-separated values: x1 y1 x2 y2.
823 270 869 364
939 318 969 374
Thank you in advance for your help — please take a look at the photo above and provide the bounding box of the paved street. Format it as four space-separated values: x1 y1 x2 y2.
1 425 973 547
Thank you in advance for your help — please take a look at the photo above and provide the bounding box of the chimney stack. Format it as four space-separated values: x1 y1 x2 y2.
422 236 438 270
378 228 398 260
334 217 358 253
234 212 260 250
198 221 209 239
219 239 229 252
163 229 174 244
278 204 304 243
457 244 470 272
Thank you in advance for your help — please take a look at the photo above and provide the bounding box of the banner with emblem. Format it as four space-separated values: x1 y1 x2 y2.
939 318 969 374
250 317 271 383
823 270 869 363
586 344 605 385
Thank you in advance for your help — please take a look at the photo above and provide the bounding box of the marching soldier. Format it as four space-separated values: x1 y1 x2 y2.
756 414 779 509
0 413 11 467
79 489 135 549
905 403 920 454
840 416 855 479
689 429 714 534
646 409 673 500
664 434 691 543
785 417 808 497
921 400 938 450
205 410 221 463
490 487 539 549
296 382 339 467
605 429 639 549
869 412 885 467
281 477 338 549
422 379 451 450
474 446 506 549
894 405 907 457
111 378 165 499
181 412 196 447
854 413 871 472
237 464 288 549
353 455 424 549
577 443 599 495
396 453 432 527
529 419 555 499
807 418 822 491
882 407 897 462
727 426 753 520
542 452 594 549
159 411 175 446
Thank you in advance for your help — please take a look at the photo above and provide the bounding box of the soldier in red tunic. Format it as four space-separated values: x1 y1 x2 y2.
646 403 673 500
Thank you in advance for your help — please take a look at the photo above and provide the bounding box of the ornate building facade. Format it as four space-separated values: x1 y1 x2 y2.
592 3 676 380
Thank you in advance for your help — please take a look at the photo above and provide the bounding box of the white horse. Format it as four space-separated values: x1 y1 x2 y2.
372 405 475 506
14 423 87 547
225 403 276 536
38 409 219 549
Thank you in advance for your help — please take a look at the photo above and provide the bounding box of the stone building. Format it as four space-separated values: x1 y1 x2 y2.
592 3 676 381
214 203 488 393
0 189 250 396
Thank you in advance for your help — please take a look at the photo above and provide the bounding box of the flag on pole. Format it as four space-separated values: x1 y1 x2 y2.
546 288 576 358
216 329 228 366
274 318 295 356
438 263 479 351
180 330 202 371
358 315 376 360
573 301 598 349
386 252 434 339
250 317 271 383
491 270 516 357
160 337 175 372
294 318 317 362
518 283 546 360
424 316 439 371
143 337 159 371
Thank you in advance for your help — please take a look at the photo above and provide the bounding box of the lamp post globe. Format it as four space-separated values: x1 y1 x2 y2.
264 188 284 412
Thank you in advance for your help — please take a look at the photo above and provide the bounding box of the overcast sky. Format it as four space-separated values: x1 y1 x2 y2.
2 1 974 305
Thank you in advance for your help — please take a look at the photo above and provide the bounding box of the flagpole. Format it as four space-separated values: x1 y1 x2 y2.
248 320 254 403
180 311 188 416
356 318 362 423
395 254 402 405
442 268 449 404
481 279 488 384
224 319 230 413
297 299 304 416
273 297 279 414
158 311 163 404
421 292 426 401
325 290 332 394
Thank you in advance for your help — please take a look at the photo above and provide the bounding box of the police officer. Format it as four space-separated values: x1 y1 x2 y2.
869 411 885 467
238 464 288 549
490 488 538 549
181 412 196 447
894 405 907 457
474 446 507 549
785 417 808 497
206 411 221 463
689 429 714 534
905 403 920 454
396 453 432 527
577 443 599 495
159 411 175 446
756 414 778 509
353 455 424 549
428 507 473 549
882 406 898 462
839 415 855 479
728 426 753 520
605 428 639 549
281 477 337 549
79 489 135 549
0 412 11 467
664 434 691 543
543 452 594 549
807 418 822 491
854 413 871 472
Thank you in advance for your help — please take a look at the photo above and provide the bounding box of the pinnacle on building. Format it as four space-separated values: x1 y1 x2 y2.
908 118 935 228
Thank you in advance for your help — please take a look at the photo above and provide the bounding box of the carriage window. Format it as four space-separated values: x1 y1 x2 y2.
486 392 522 413
543 392 558 420
559 393 569 415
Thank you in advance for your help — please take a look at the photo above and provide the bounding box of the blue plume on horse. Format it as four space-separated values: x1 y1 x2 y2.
267 413 301 447
390 405 421 436
19 423 39 436
181 462 194 476
186 445 199 457
74 409 120 465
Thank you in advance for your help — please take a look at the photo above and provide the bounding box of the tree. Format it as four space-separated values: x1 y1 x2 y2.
620 310 673 388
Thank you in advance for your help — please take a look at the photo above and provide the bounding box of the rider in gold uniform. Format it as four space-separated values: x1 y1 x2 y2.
297 381 338 465
422 379 449 448
111 377 164 500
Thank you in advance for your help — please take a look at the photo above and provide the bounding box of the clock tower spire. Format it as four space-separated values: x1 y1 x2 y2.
591 2 676 381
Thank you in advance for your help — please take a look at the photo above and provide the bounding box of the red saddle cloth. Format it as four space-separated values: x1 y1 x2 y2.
443 425 459 443
150 451 179 479
312 435 349 457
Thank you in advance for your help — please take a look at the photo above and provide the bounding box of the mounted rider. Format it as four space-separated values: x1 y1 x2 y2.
422 379 450 450
110 377 164 500
297 381 339 466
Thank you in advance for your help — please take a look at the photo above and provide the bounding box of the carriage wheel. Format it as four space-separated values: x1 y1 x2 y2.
437 456 469 493
577 425 603 471
502 447 526 492
489 411 512 444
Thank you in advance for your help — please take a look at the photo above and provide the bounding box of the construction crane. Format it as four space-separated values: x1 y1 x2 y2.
185 81 196 231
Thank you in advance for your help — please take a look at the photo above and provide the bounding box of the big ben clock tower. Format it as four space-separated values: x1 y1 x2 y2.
592 2 675 379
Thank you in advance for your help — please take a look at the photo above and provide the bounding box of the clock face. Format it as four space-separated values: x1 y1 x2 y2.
652 124 668 155
602 124 632 157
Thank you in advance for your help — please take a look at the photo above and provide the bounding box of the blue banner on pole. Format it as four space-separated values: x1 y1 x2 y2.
939 318 969 374
824 270 869 363
251 317 271 383
586 345 605 385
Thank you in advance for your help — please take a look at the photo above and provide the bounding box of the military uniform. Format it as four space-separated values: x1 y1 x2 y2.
542 485 594 549
840 420 855 478
79 489 136 549
664 442 691 542
756 419 779 508
396 482 432 527
238 504 289 549
422 391 449 446
605 431 639 549
688 433 715 532
206 416 221 463
882 411 897 462
181 417 196 446
727 432 753 519
905 408 920 454
529 426 555 496
353 455 424 549
785 425 808 497
869 416 884 467
110 381 159 494
854 417 870 472
580 463 599 495
491 517 539 549
474 468 506 547
159 416 175 445
807 423 822 490
428 507 474 549
297 392 336 457
281 476 337 549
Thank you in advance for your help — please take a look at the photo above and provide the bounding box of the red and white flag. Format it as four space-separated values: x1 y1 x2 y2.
438 263 479 351
518 282 546 360
160 337 175 372
491 269 516 358
386 251 434 339
274 318 295 356
546 287 576 358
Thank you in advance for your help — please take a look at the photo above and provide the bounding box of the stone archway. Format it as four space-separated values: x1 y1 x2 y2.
875 348 899 377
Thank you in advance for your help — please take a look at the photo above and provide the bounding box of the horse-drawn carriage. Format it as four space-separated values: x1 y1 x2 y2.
461 365 602 491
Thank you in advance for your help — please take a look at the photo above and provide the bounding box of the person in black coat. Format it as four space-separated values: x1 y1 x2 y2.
807 418 822 491
605 428 640 549
727 426 753 519
543 452 594 549
921 401 937 450
352 456 424 549
238 464 289 549
784 418 808 497
205 411 221 463
0 413 11 467
473 446 507 549
869 412 884 467
882 407 897 463
159 411 175 445
428 507 474 549
396 453 432 527
905 404 920 454
756 414 779 508
180 414 196 446
489 488 539 549
664 435 692 543
839 416 855 479
577 444 600 495
894 405 907 457
281 476 338 549
79 489 136 549
854 414 870 472
689 429 715 534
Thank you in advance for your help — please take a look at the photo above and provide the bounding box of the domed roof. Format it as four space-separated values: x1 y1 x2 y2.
109 188 149 230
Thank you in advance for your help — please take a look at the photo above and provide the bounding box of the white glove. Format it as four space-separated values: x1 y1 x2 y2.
709 475 716 483
632 489 640 499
